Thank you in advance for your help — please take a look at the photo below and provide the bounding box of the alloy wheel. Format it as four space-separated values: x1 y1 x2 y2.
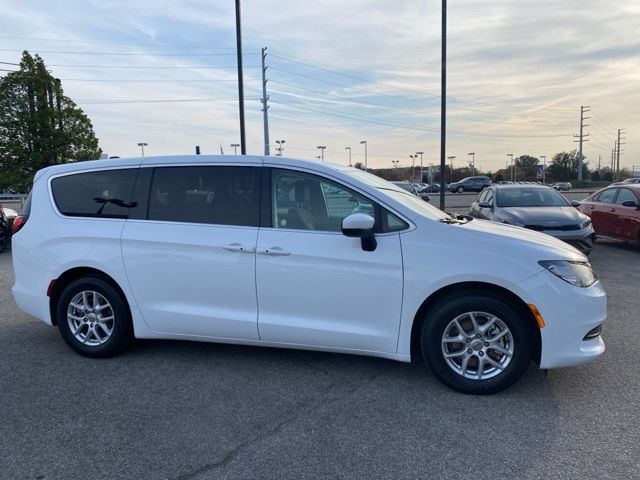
67 291 115 346
441 311 514 380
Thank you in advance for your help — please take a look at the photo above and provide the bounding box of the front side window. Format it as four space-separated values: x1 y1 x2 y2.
148 166 260 226
595 188 617 203
616 188 638 205
271 169 375 232
51 169 138 218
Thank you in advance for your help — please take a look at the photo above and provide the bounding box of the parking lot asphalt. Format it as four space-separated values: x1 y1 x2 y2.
1 240 639 480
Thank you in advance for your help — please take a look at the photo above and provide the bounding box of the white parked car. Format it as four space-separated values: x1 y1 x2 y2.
11 155 606 394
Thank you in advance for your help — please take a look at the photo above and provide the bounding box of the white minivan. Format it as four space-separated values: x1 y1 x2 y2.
11 155 606 394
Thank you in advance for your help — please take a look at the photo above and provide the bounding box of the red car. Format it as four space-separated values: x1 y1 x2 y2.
578 184 640 245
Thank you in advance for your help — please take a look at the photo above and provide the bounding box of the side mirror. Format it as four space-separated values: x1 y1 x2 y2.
621 200 640 208
478 201 492 209
570 200 581 207
421 194 431 202
342 213 377 252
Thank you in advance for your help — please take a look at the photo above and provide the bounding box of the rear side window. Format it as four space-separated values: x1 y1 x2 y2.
148 166 261 226
616 189 638 205
51 169 137 218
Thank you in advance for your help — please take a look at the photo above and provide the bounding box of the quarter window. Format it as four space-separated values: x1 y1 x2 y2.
148 166 260 226
271 169 375 232
51 169 138 218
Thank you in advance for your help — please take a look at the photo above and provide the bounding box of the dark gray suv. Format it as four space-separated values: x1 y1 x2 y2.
448 176 492 193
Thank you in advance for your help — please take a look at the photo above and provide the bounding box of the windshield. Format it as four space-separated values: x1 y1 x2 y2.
497 188 570 207
342 168 450 221
393 182 415 194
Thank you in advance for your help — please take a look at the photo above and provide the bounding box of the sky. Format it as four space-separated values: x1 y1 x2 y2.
1 0 638 173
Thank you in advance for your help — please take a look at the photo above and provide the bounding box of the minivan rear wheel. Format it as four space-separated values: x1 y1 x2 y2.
420 292 533 394
56 276 133 358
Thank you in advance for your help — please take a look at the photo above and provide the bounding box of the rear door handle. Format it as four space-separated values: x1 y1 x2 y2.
258 247 291 256
610 208 616 213
221 243 254 253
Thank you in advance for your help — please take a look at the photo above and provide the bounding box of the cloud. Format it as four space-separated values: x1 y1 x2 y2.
0 0 637 170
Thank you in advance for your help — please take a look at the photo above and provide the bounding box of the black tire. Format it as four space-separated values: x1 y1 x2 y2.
56 276 133 358
420 291 534 394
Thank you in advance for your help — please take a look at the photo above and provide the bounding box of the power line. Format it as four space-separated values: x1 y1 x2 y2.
0 48 260 56
269 99 573 138
78 96 257 105
270 52 577 113
270 79 576 127
37 64 260 69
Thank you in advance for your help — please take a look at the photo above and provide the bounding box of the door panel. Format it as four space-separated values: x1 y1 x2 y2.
122 222 259 338
614 189 640 241
256 168 404 353
256 229 404 352
590 188 618 237
121 164 262 339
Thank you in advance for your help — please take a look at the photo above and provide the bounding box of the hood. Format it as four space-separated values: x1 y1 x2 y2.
456 218 586 261
498 206 586 226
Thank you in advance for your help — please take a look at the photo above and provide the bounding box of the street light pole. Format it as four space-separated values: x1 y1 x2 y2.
137 142 148 157
507 154 514 181
540 155 546 184
447 155 456 182
231 143 240 155
439 0 447 211
416 151 424 183
234 0 246 155
468 152 475 175
345 146 352 166
360 140 368 171
409 155 417 182
317 145 326 161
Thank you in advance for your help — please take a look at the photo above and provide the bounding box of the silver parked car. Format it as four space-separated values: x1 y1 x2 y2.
469 185 595 254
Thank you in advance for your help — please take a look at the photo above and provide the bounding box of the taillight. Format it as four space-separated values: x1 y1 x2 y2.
12 215 26 234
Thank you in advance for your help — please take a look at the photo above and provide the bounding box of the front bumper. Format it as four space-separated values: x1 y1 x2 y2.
532 226 595 254
517 269 606 369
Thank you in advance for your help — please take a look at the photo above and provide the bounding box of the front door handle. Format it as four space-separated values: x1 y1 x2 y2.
610 208 616 213
258 247 291 256
221 243 254 253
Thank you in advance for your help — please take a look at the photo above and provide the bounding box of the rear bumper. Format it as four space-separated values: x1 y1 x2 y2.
517 271 606 369
12 284 52 325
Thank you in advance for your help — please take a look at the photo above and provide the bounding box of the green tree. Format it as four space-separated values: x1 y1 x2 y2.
0 51 101 191
514 155 539 181
546 150 589 182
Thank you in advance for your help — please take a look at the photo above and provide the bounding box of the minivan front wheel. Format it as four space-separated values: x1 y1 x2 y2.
56 276 133 358
421 292 533 394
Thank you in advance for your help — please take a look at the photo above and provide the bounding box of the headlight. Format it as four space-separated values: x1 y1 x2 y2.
581 218 592 229
498 216 523 227
539 260 597 287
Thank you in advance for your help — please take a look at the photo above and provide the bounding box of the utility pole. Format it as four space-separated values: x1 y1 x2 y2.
317 145 326 162
439 0 447 211
616 129 625 180
507 154 514 181
392 160 399 169
275 139 285 156
345 146 352 166
234 0 246 155
231 143 240 155
573 105 590 180
598 154 601 176
416 151 424 183
540 156 546 184
260 47 270 156
468 152 475 175
360 140 368 171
